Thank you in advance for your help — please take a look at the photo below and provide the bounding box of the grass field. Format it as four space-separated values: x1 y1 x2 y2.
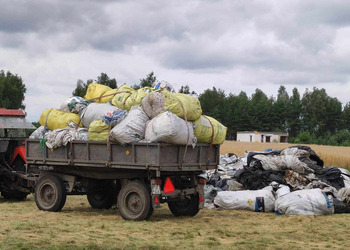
1 141 350 249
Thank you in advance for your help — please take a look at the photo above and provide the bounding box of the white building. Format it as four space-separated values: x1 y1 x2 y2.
237 131 289 143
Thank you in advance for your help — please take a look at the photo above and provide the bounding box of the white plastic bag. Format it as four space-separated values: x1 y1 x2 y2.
109 105 149 144
214 187 275 212
80 103 121 128
275 188 334 215
145 111 197 146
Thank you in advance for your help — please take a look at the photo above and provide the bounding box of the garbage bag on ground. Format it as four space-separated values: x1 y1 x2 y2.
252 153 314 174
84 83 112 102
144 111 197 146
111 84 135 110
275 188 334 215
234 165 286 190
214 187 275 212
109 105 149 144
142 89 202 121
80 103 122 128
275 185 291 199
39 109 81 131
60 96 90 114
88 120 110 141
193 115 227 145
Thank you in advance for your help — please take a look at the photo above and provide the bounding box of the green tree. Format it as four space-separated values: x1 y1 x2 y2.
250 88 273 131
97 72 117 89
132 72 157 90
0 70 26 109
179 85 190 94
72 73 117 97
272 85 290 132
287 88 302 137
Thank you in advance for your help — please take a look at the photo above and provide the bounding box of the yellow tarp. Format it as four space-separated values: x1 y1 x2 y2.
39 109 81 130
84 83 112 102
111 84 134 110
193 115 227 145
88 120 110 141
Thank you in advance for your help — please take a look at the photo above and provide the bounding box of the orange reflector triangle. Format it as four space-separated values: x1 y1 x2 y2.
154 196 159 203
164 177 175 194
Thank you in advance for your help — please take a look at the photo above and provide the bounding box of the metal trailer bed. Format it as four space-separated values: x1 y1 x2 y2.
25 140 220 220
25 140 219 174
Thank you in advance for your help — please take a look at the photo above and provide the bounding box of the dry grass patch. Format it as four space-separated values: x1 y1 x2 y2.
221 141 350 169
1 195 350 249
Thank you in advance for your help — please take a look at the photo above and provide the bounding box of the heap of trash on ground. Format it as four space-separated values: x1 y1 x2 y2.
29 80 350 216
205 146 350 216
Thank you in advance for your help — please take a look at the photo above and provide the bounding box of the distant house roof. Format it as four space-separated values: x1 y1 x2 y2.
237 131 289 136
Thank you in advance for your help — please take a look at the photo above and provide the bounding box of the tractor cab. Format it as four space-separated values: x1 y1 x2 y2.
0 108 35 199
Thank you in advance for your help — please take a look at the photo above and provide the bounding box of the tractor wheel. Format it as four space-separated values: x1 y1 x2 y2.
117 181 152 221
87 180 118 209
35 174 66 212
168 195 199 217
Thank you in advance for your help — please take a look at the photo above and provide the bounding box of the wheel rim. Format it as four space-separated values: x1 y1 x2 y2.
124 191 143 215
39 183 57 207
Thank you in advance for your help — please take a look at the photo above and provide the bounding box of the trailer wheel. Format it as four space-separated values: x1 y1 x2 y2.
1 190 28 201
117 181 152 221
87 180 118 209
35 174 67 212
168 195 199 217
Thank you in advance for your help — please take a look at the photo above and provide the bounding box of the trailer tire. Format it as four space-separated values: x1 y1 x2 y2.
168 195 199 217
87 180 118 209
117 181 152 221
35 174 66 212
1 190 28 201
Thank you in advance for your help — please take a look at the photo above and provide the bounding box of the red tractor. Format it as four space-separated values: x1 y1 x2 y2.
0 108 35 200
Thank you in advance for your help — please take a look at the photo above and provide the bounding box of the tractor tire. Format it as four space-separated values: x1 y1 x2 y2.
35 174 67 212
117 181 152 221
168 195 199 217
1 190 28 201
87 180 118 209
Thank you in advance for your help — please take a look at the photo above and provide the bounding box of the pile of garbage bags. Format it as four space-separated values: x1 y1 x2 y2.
30 81 227 149
204 145 350 216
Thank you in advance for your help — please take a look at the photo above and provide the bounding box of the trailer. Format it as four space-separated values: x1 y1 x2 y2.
25 140 219 220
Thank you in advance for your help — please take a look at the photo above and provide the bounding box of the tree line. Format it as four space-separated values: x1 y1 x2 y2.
2 69 350 146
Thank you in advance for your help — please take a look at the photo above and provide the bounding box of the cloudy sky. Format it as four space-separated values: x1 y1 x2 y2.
1 0 350 122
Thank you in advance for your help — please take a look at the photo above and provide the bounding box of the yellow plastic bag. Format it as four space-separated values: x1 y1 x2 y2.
88 120 110 141
174 93 202 121
84 83 112 101
111 84 134 110
193 115 227 145
99 88 119 103
142 89 202 121
124 87 153 110
39 109 81 130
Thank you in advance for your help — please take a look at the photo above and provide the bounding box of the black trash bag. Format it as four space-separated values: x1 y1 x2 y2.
333 198 350 213
318 167 345 190
235 161 286 190
299 157 323 175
